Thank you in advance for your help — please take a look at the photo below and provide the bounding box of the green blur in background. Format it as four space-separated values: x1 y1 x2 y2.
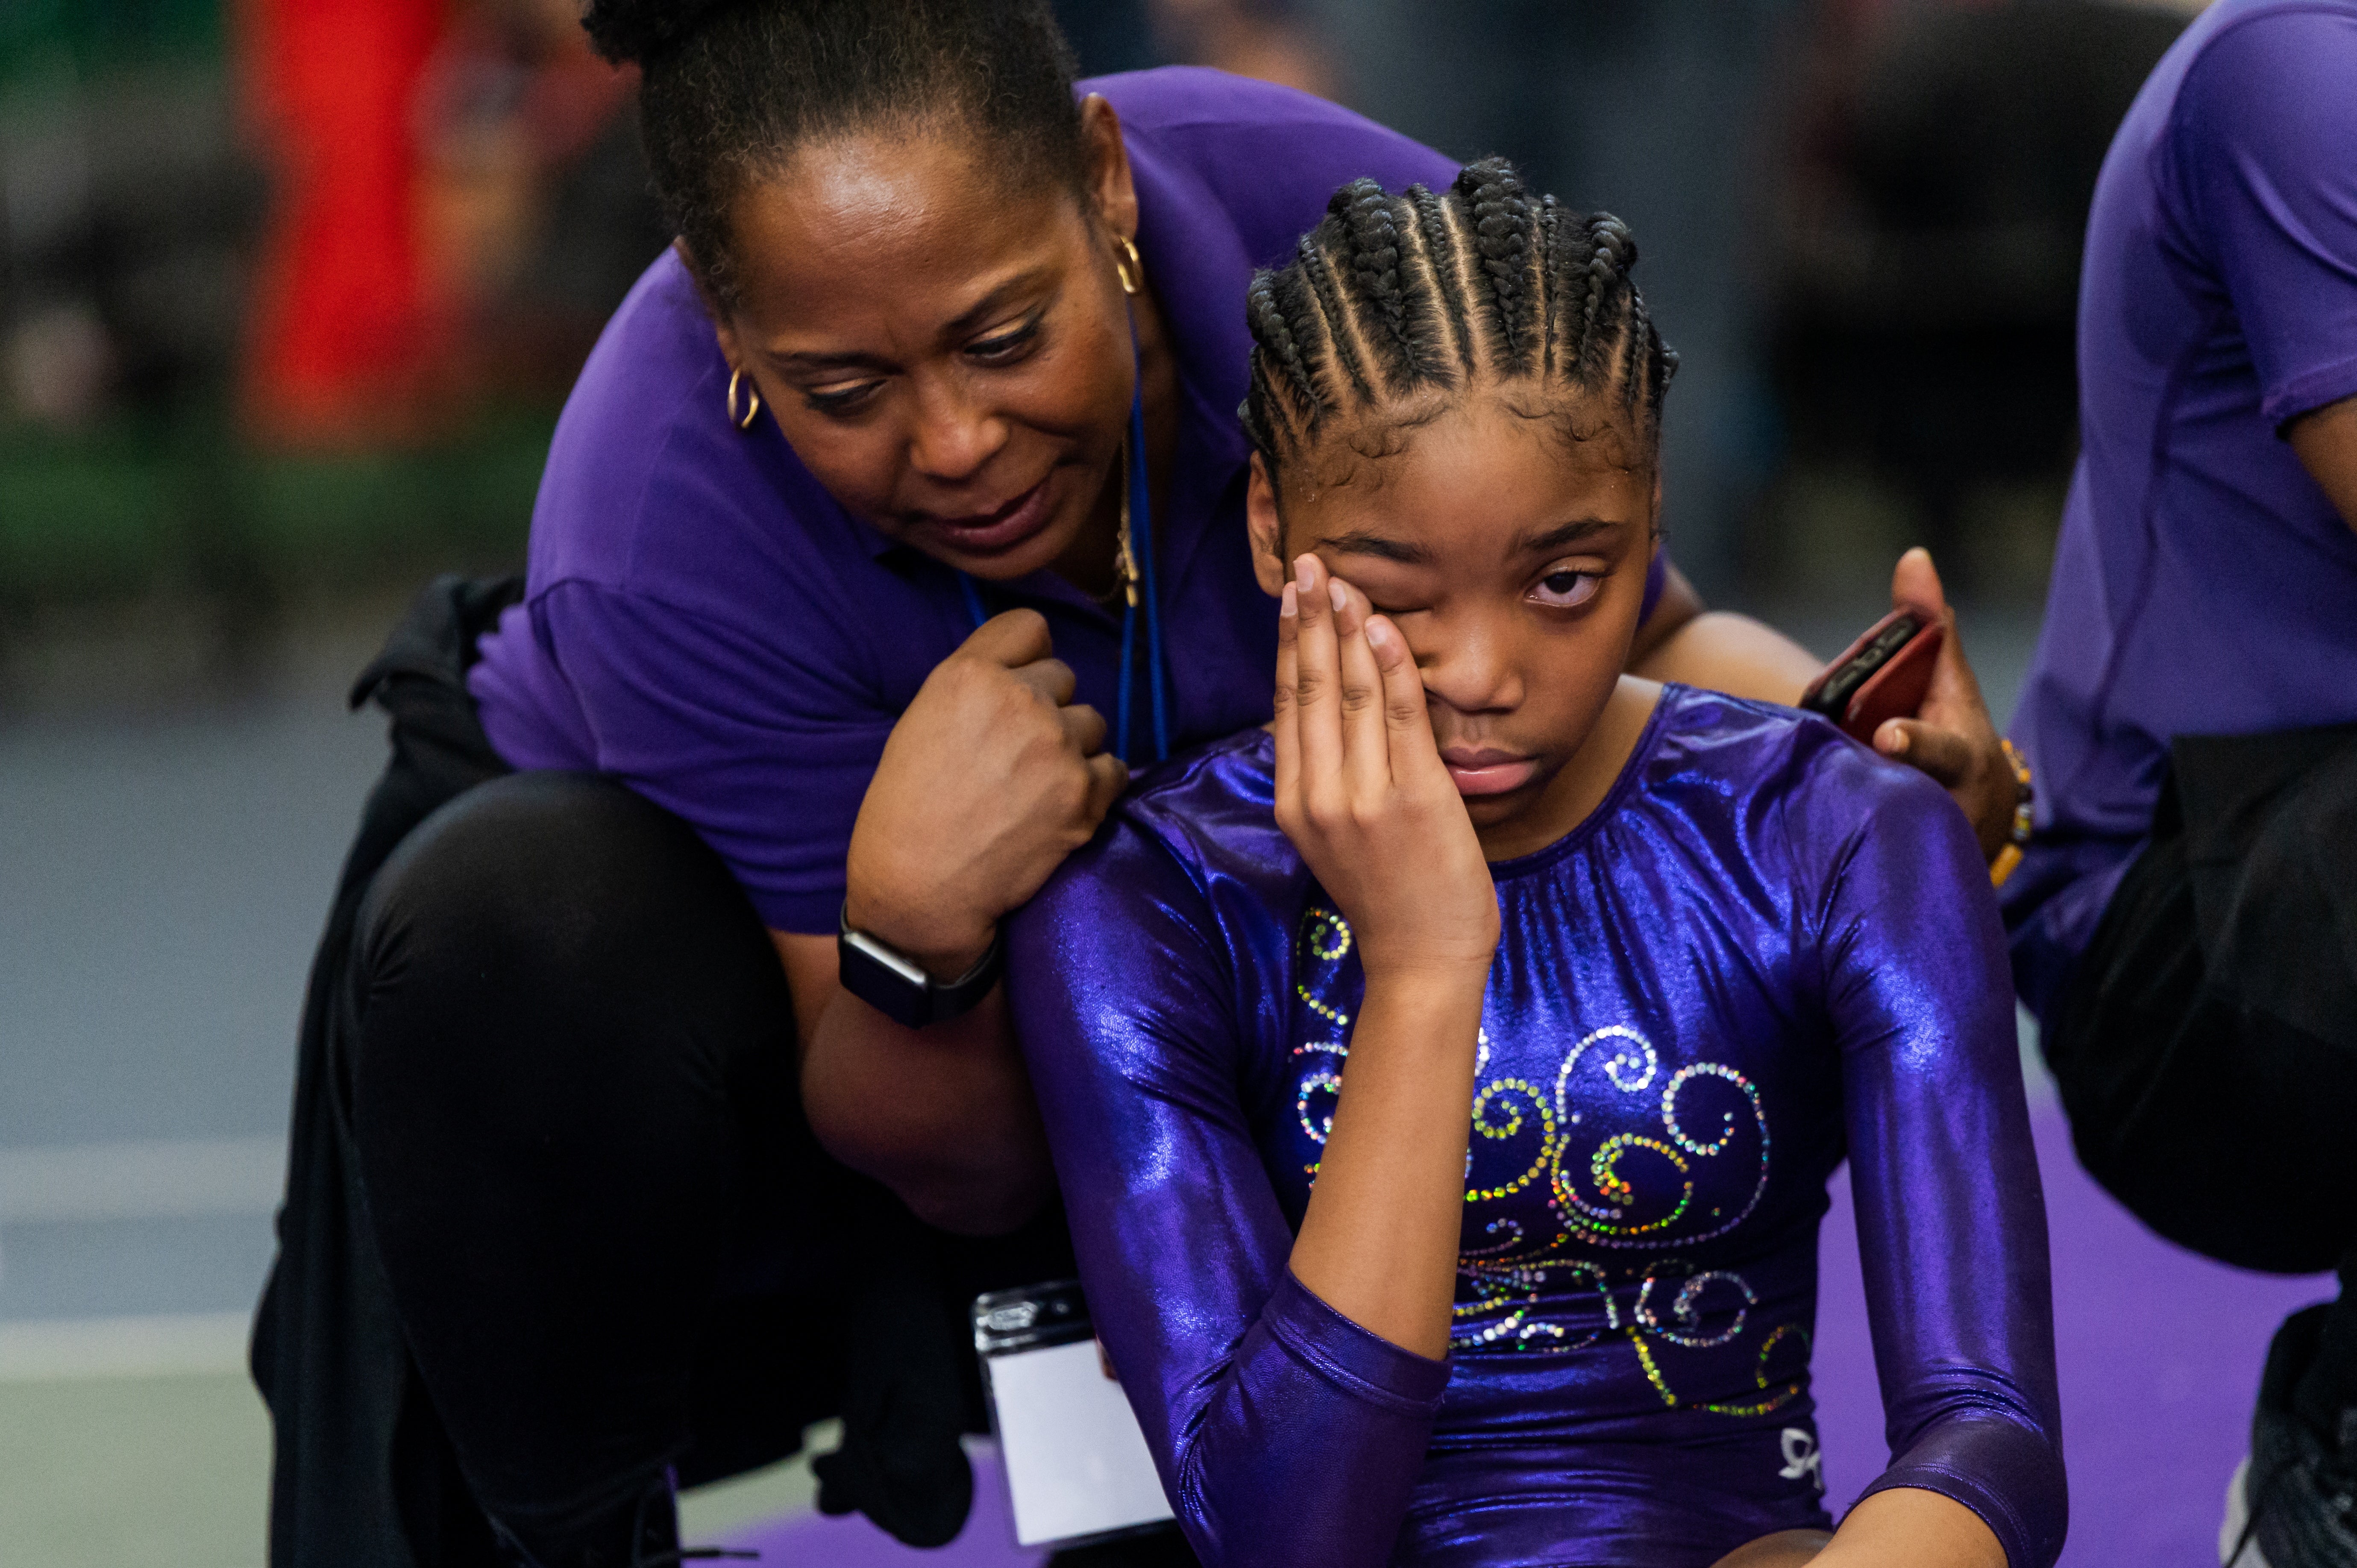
0 0 554 696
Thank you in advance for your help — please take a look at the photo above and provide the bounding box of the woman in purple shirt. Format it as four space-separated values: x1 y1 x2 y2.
1010 164 2063 1568
252 3 2027 1564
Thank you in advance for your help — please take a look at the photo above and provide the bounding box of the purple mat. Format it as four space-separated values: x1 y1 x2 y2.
725 1105 2331 1565
1813 1105 2329 1565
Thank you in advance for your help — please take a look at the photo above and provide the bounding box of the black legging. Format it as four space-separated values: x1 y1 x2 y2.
349 771 832 1549
345 771 1109 1562
2046 725 2357 1274
2044 726 2357 1556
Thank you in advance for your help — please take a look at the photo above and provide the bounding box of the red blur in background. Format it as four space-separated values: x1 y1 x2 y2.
237 0 448 445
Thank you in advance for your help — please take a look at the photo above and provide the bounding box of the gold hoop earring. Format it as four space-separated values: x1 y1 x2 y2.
1112 234 1143 297
726 367 761 431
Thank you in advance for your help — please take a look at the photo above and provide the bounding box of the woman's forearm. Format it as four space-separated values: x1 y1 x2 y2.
1629 554 2024 856
1626 562 1824 703
775 929 1054 1235
1289 969 1488 1359
768 608 1121 1234
1630 608 1826 705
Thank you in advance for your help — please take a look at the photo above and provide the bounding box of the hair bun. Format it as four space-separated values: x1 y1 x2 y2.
579 0 747 65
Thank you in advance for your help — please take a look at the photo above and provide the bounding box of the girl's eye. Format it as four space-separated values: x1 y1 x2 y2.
967 319 1042 363
1530 569 1601 610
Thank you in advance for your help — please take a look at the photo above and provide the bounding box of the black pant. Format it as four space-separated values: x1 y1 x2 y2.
2045 724 2357 1275
352 770 855 1547
257 578 1170 1567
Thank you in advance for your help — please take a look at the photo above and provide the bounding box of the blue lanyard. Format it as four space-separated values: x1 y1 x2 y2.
957 381 1168 767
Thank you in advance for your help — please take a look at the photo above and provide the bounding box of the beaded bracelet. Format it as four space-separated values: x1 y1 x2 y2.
1989 738 2034 888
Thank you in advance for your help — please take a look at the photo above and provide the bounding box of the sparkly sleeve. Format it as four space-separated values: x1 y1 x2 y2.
1800 754 2069 1568
1008 818 1452 1568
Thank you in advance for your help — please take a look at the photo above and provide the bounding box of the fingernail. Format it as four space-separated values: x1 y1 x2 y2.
1879 727 1908 756
1328 578 1347 613
1295 555 1316 592
1365 617 1393 653
1280 583 1298 618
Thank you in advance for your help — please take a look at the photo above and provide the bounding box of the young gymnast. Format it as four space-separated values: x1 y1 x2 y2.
1007 161 2065 1568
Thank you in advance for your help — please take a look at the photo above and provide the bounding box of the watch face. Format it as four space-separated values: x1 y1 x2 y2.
837 909 1004 1030
842 927 930 989
839 931 934 1029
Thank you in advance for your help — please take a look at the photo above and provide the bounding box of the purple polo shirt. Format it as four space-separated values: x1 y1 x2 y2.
2003 0 2357 1020
477 69 1679 937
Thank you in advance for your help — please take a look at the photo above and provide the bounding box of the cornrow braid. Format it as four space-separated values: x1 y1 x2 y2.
1409 185 1476 370
1242 158 1677 484
1457 158 1542 373
1294 235 1377 406
1619 284 1658 414
1329 177 1442 395
1242 270 1318 455
1576 214 1637 386
1537 194 1563 379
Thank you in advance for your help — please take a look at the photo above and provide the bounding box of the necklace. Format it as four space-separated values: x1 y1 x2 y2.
1111 382 1167 763
1107 437 1141 609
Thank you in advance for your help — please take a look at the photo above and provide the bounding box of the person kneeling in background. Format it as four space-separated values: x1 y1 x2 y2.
1998 3 2357 1564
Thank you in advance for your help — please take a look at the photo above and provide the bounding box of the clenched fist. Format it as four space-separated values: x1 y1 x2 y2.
846 609 1127 976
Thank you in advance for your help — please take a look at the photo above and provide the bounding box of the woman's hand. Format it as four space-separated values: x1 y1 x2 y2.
1629 550 2019 862
1272 554 1500 979
846 608 1127 976
1868 548 2019 863
798 608 1113 1234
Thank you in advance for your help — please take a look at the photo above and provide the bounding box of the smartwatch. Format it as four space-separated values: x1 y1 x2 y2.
837 901 1004 1029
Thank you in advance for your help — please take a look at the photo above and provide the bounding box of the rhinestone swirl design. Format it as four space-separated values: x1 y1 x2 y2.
1288 904 1796 1412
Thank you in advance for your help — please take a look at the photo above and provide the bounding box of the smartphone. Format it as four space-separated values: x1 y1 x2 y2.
1799 607 1943 745
972 1281 1175 1550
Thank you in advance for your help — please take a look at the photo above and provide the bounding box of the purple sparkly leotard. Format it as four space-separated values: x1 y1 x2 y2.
1008 687 2065 1568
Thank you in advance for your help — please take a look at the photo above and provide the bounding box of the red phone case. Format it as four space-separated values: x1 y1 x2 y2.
1804 608 1943 745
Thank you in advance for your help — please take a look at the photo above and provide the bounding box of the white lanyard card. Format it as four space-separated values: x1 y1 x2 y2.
972 1280 1177 1549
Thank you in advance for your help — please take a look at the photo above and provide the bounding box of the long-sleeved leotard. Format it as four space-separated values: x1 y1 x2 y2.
1009 688 2066 1568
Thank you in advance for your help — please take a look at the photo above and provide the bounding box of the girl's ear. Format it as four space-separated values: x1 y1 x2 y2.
1246 454 1290 598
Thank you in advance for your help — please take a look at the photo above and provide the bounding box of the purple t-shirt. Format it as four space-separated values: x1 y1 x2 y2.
471 68 1667 935
2003 0 2357 1018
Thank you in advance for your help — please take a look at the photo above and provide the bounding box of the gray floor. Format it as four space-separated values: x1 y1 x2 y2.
0 642 387 1565
2 662 383 1330
0 597 2046 1565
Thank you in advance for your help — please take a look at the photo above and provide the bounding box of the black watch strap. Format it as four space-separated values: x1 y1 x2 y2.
837 902 1004 1029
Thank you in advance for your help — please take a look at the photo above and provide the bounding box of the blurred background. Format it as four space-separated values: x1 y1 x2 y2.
0 0 2241 1563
